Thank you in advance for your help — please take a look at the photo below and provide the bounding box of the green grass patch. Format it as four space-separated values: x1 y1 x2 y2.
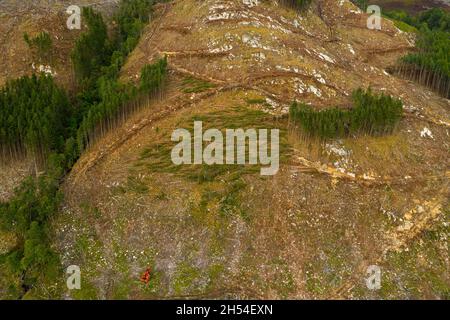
245 98 267 105
378 215 450 299
126 176 149 194
181 76 216 93
173 262 201 295
270 258 295 298
390 18 418 33
137 106 291 181
71 280 99 300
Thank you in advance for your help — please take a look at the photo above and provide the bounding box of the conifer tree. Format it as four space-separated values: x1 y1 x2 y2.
289 88 403 139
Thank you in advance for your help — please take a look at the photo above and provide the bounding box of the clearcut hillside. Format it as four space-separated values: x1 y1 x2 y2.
0 0 448 300
53 0 449 299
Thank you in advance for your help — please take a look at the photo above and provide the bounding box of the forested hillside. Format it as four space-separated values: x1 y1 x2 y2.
0 0 167 299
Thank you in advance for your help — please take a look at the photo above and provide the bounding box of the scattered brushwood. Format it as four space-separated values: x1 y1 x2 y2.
289 88 403 139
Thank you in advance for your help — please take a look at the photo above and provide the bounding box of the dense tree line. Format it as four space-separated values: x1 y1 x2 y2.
1 1 164 165
71 7 111 86
72 0 155 86
77 57 167 151
289 88 403 139
277 0 313 11
385 8 449 32
114 0 154 57
0 75 70 165
0 1 161 299
385 8 450 98
140 57 168 94
71 0 167 151
398 29 449 98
